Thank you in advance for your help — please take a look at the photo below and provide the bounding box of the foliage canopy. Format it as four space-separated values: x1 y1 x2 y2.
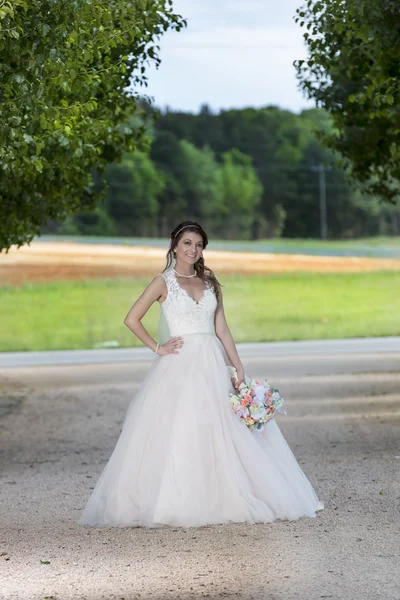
295 0 400 201
56 105 400 241
0 0 185 250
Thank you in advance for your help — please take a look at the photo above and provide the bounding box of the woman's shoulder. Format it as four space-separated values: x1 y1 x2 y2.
153 269 176 289
148 273 168 291
152 270 176 303
156 268 174 282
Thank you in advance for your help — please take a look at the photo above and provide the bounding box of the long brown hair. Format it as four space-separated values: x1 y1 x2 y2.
164 220 221 299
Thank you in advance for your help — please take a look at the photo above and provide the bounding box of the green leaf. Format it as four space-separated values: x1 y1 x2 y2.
294 0 400 202
0 0 186 250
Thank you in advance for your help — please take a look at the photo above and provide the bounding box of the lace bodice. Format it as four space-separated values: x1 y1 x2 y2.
160 269 217 337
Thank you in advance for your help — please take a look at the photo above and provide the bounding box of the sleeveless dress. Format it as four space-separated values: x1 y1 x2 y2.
78 268 323 528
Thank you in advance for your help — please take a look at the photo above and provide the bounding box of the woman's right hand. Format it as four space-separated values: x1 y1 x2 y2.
231 365 245 390
157 337 184 356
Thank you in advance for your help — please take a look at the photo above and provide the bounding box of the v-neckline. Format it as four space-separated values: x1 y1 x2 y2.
173 270 208 305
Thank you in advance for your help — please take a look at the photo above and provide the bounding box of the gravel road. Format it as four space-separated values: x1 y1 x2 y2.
1 345 399 600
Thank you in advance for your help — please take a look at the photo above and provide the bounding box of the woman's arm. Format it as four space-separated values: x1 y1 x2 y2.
214 284 245 386
124 275 183 355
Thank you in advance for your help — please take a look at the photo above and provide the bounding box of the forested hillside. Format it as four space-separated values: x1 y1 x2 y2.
47 105 400 240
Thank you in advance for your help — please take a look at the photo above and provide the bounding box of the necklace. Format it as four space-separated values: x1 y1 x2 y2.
174 268 196 278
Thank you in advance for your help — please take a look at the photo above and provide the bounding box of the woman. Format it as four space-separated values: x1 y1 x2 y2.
78 220 323 528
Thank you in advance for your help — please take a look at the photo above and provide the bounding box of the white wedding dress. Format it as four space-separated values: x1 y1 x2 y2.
78 268 323 528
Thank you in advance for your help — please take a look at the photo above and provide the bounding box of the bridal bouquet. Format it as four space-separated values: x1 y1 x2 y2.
227 366 286 433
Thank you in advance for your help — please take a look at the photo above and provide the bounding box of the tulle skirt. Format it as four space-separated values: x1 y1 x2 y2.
78 333 323 528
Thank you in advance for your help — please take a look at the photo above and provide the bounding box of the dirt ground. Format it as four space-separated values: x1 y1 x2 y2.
2 241 400 284
1 348 400 600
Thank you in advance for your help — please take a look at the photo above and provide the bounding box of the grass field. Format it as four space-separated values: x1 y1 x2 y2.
1 271 399 352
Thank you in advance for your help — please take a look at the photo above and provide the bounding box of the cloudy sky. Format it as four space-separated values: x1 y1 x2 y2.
144 0 314 114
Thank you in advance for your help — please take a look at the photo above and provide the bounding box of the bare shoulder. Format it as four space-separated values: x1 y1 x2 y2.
135 273 165 297
153 272 166 282
151 273 167 289
149 273 168 300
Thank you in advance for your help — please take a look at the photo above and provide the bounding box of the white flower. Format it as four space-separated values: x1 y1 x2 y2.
236 405 249 418
253 384 266 403
249 405 267 420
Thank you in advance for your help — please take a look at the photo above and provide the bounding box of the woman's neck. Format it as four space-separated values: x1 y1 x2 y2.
174 261 196 277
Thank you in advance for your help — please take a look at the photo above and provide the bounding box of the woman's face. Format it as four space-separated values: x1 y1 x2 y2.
174 231 204 265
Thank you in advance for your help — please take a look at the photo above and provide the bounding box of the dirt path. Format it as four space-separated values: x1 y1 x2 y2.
1 350 399 600
2 241 400 284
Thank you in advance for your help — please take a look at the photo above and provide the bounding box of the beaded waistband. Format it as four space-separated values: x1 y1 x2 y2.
169 331 216 339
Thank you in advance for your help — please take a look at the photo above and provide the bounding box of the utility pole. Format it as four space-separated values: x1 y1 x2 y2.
311 163 330 240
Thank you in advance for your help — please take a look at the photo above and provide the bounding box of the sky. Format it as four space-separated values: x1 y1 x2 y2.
144 0 314 114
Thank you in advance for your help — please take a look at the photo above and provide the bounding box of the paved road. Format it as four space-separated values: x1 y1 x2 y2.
1 340 399 599
1 336 399 367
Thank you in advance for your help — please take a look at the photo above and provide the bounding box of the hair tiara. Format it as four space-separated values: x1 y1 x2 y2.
172 224 200 239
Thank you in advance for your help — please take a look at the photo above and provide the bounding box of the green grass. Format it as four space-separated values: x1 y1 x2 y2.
1 272 399 352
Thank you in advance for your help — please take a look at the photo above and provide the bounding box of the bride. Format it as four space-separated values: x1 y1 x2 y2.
78 220 323 528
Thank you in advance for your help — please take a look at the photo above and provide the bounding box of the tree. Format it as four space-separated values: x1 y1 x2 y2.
150 130 186 236
177 140 224 231
157 106 305 236
0 0 185 250
295 0 400 201
105 152 164 236
154 105 399 239
56 205 117 236
218 149 263 239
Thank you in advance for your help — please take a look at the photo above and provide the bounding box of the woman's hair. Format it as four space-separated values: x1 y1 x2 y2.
164 220 220 298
